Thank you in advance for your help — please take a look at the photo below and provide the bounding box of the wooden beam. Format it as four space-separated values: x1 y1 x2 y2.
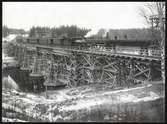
103 68 117 74
134 68 149 78
104 71 114 81
82 55 91 66
147 68 151 81
103 62 117 68
100 70 104 82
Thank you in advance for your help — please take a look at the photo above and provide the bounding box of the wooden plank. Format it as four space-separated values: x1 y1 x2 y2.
134 68 149 78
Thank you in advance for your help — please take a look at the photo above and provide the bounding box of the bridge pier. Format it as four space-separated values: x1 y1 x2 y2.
29 49 45 92
44 53 67 91
65 53 78 87
29 74 45 92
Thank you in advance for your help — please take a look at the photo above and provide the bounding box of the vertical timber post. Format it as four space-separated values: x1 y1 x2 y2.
160 16 165 84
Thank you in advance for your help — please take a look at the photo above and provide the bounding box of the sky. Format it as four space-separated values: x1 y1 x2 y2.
3 2 149 35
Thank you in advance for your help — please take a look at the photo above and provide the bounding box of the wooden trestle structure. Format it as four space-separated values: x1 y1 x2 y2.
13 43 162 92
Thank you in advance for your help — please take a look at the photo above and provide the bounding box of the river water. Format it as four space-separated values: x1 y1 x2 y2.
2 47 19 90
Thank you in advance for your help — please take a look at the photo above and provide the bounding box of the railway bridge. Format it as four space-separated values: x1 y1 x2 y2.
12 38 162 92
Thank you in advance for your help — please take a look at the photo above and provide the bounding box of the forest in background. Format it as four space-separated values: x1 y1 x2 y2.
2 25 160 41
2 25 28 37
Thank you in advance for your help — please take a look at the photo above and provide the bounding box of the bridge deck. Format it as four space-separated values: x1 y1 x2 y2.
21 44 161 61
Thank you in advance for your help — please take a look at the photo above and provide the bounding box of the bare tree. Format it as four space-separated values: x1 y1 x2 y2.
139 3 158 25
139 2 165 83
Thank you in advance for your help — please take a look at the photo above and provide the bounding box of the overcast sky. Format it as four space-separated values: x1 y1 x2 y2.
3 2 149 34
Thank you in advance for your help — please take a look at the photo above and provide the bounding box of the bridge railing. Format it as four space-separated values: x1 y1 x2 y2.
46 45 162 58
21 43 162 58
62 46 162 58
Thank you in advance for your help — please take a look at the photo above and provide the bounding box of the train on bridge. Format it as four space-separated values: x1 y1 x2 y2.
17 36 161 57
11 36 162 92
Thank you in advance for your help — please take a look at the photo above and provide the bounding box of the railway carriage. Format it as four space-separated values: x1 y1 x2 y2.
71 38 155 56
107 40 152 56
16 35 160 57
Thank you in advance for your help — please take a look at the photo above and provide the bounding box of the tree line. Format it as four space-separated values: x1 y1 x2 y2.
29 25 161 41
2 25 27 37
29 25 91 38
3 24 161 42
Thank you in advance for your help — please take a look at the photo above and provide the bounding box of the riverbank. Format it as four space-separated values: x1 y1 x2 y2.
2 80 165 122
